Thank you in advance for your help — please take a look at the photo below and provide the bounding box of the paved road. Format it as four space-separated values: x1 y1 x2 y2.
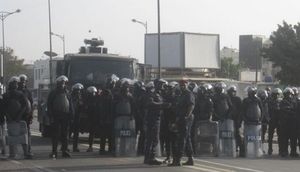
1 117 299 172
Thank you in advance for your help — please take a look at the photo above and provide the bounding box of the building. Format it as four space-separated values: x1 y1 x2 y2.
239 35 279 82
220 46 239 64
33 57 63 90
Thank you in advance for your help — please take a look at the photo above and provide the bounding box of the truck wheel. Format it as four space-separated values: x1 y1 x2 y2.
41 123 51 137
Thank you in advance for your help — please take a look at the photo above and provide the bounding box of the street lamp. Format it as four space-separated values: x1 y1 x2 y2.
131 19 147 33
132 19 148 74
51 32 65 56
0 9 21 93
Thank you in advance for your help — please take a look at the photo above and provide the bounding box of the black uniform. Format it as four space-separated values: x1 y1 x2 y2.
85 94 101 151
192 93 214 151
211 93 233 121
47 87 74 157
267 97 281 155
144 89 164 162
3 89 29 158
229 95 245 156
70 91 83 152
18 88 33 155
99 89 113 154
174 90 195 163
134 89 146 156
162 94 178 162
280 97 298 157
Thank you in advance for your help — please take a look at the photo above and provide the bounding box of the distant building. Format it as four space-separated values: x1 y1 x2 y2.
23 64 34 90
239 35 279 82
220 46 239 64
33 57 63 90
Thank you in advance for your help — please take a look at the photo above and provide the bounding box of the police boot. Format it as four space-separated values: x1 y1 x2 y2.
182 157 194 166
49 152 57 158
62 151 72 158
168 158 181 166
143 155 150 164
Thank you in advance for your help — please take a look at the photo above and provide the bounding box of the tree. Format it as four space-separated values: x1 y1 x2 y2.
214 57 244 80
261 21 300 86
0 47 26 84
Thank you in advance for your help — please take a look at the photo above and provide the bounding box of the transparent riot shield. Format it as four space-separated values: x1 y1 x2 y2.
194 120 218 157
114 116 136 157
218 119 236 157
244 124 263 158
6 121 28 146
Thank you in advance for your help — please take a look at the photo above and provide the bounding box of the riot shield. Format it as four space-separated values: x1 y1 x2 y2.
218 119 236 157
6 121 28 145
194 120 218 157
114 116 136 157
244 124 263 158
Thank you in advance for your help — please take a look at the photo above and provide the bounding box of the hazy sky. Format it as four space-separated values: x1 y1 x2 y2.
1 0 300 64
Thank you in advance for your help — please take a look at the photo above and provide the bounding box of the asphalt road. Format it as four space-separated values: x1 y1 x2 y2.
0 116 299 172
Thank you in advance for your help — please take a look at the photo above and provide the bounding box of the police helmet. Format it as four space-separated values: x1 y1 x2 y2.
245 86 257 96
214 82 226 93
0 82 2 89
133 80 144 88
105 74 119 84
203 83 213 93
168 81 178 89
188 82 198 92
8 76 20 83
145 81 154 89
271 88 282 94
120 78 132 88
72 83 84 90
227 85 237 93
153 78 167 86
265 87 271 92
194 85 207 95
283 87 294 95
18 74 27 81
257 89 268 99
292 87 299 96
56 75 68 82
87 86 97 93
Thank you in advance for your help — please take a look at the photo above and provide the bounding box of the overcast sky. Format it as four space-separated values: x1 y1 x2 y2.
1 0 300 64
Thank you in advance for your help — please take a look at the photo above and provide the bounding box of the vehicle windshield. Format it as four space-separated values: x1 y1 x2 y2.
70 58 133 84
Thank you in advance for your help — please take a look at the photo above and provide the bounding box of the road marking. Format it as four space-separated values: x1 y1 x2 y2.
31 131 42 137
185 165 222 172
194 163 235 172
9 159 22 164
194 159 264 172
34 165 57 172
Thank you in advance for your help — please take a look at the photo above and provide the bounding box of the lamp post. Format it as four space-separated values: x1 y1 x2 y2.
48 0 53 89
0 9 21 93
157 0 161 78
51 32 65 56
131 19 147 33
132 19 147 70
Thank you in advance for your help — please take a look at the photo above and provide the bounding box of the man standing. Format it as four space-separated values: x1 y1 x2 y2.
144 78 169 165
47 75 74 158
3 76 30 159
17 74 34 158
169 79 195 166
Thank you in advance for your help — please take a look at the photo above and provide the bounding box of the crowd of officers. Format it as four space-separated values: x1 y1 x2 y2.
2 73 300 166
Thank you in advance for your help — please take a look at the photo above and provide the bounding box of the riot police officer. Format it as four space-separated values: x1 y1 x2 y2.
85 86 101 152
188 82 197 93
211 82 233 121
144 78 169 165
280 87 299 157
242 86 263 125
162 81 179 163
70 83 84 152
203 83 213 98
169 79 195 166
268 88 282 155
47 75 74 158
17 74 34 158
133 80 146 156
191 85 214 151
257 89 270 153
227 85 244 157
3 76 31 159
